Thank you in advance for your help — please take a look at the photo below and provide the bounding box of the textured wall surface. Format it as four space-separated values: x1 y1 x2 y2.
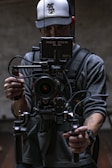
75 0 112 109
0 0 112 119
0 0 40 118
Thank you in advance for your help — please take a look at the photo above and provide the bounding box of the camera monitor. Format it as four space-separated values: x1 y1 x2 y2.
40 37 73 61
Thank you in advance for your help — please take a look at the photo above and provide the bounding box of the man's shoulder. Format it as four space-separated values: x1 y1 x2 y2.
24 46 40 61
73 44 104 64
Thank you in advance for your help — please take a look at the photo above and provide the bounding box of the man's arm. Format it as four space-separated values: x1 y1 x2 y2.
63 112 105 154
83 112 105 136
4 75 29 118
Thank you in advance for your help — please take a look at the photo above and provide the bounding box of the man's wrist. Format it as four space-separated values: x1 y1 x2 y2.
87 130 96 146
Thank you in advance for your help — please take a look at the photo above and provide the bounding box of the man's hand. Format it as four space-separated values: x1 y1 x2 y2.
63 126 90 154
4 73 24 100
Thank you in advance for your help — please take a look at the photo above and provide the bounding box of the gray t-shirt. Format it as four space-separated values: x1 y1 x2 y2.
20 44 107 167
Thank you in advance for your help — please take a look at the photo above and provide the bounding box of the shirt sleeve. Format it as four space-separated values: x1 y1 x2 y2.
80 54 108 118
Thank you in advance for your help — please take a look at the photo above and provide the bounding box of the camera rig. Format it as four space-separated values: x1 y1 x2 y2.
11 37 89 164
12 37 79 127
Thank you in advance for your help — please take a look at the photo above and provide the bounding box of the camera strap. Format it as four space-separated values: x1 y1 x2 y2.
32 46 40 62
31 45 92 83
66 45 92 84
65 45 93 124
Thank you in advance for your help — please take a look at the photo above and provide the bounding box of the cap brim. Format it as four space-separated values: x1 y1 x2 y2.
35 17 71 28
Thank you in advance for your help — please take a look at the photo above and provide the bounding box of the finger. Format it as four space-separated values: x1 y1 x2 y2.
69 140 87 154
4 77 18 83
4 74 24 85
75 126 88 135
5 87 24 99
63 132 71 138
4 81 24 91
11 81 24 88
17 73 25 83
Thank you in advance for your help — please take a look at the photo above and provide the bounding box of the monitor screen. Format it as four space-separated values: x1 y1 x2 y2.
41 37 73 61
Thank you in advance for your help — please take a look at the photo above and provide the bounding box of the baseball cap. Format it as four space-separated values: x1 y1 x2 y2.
35 0 72 28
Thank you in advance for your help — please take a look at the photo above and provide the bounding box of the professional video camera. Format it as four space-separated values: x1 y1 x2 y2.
33 36 73 99
32 37 74 125
12 37 80 127
11 37 90 163
10 36 89 132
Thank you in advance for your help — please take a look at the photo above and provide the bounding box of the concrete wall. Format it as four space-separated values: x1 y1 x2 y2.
0 0 40 118
0 0 112 119
75 0 112 109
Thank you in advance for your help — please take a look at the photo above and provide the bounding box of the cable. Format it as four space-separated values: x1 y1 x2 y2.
8 55 33 78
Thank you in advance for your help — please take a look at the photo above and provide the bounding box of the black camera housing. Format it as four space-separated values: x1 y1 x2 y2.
40 37 73 64
32 37 74 125
33 37 73 103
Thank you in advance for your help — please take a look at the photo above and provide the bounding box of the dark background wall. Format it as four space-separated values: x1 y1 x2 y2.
0 0 112 119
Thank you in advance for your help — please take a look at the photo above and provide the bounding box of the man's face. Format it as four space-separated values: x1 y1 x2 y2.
40 25 71 37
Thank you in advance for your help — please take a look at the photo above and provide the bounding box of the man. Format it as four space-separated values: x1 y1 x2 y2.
4 0 107 168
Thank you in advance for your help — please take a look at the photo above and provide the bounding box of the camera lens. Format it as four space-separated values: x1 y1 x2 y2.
40 83 51 94
34 75 60 100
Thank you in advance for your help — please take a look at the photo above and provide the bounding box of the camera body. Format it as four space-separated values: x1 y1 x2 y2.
12 37 80 130
32 37 74 126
